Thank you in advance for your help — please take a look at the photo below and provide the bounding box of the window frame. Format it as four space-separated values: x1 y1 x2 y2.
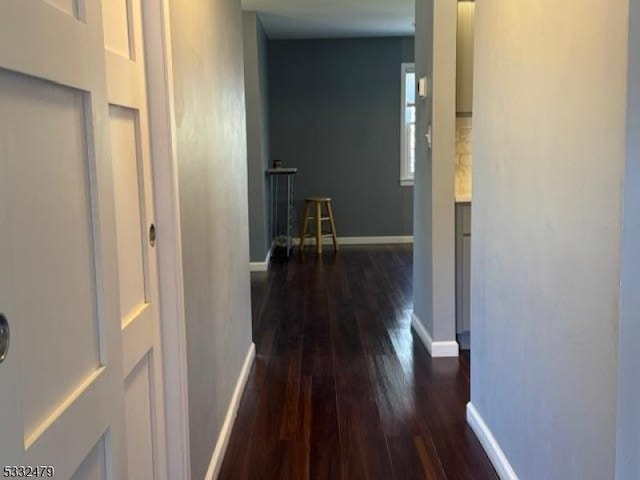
400 62 416 187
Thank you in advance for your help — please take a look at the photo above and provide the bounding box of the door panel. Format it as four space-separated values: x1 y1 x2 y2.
125 355 156 480
105 54 142 111
0 0 127 478
23 370 109 472
44 0 80 19
103 0 167 477
103 0 134 59
109 105 148 322
71 436 108 480
122 308 153 376
0 1 90 90
0 71 101 439
0 0 167 476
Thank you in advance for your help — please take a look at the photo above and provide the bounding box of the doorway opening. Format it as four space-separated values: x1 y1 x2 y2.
454 0 475 352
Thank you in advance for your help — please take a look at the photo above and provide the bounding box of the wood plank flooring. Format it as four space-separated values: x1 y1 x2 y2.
219 245 497 480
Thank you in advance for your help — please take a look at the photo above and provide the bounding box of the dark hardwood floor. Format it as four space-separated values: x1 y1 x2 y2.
219 245 497 480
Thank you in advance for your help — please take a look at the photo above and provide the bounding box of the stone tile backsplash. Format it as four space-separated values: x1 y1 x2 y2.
455 116 472 202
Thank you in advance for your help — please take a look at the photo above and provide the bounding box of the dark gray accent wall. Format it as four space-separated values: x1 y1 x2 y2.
616 0 640 476
243 13 271 262
268 37 414 237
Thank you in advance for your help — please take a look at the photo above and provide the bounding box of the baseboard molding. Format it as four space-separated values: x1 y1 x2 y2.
204 342 256 480
249 249 271 272
293 236 413 246
411 312 459 357
467 403 519 480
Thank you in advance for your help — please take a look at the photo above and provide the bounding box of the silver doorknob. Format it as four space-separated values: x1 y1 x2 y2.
0 314 10 363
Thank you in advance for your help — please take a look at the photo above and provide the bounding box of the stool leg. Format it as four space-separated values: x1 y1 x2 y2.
327 201 339 251
316 201 322 255
300 202 311 253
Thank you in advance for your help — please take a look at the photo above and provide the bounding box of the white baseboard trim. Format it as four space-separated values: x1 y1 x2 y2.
293 236 413 246
249 249 271 272
467 403 519 480
411 312 459 357
204 342 256 480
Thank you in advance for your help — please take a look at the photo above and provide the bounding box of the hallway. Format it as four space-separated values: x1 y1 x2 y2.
219 245 497 479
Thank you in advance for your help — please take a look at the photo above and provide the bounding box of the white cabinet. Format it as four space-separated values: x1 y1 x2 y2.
456 2 475 114
456 203 472 337
461 234 471 331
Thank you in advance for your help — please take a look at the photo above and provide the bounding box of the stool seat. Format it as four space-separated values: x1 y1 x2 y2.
300 197 338 254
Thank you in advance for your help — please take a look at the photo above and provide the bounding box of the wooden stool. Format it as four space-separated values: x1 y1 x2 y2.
299 197 339 254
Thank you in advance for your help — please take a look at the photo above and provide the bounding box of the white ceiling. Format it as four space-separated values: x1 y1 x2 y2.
241 0 415 39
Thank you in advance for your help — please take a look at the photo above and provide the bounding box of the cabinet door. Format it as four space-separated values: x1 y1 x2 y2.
456 204 472 334
461 234 472 332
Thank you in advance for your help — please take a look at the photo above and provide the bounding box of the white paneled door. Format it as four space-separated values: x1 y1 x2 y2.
103 0 167 478
0 1 167 479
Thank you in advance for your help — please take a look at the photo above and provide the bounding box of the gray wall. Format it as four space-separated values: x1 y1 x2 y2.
616 0 640 476
243 13 271 262
412 0 434 335
470 0 628 478
268 37 414 237
412 0 457 343
168 0 254 478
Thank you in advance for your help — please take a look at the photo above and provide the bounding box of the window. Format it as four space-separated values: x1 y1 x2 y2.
400 63 416 186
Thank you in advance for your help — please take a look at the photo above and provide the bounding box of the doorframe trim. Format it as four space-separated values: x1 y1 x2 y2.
142 1 191 478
